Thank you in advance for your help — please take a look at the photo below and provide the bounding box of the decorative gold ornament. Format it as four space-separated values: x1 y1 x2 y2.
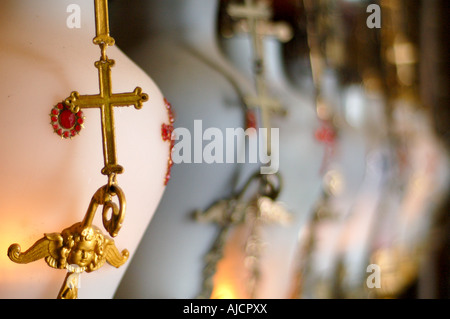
7 0 147 299
8 184 129 299
8 216 129 276
195 172 290 299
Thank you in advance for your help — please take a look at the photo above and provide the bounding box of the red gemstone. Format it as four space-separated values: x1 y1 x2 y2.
51 116 58 122
161 123 174 141
75 125 81 132
57 129 63 136
57 103 64 110
315 129 324 141
64 131 70 138
162 97 177 186
52 109 59 115
77 118 84 125
246 110 257 130
315 126 336 144
59 109 76 129
164 98 175 124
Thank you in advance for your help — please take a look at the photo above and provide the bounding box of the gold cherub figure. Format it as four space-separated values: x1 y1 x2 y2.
7 184 129 299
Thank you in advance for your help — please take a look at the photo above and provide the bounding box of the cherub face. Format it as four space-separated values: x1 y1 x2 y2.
67 239 96 267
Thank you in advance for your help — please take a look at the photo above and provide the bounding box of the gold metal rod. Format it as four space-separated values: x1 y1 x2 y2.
93 0 115 48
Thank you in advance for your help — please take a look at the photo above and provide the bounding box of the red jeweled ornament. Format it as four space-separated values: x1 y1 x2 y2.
314 123 336 145
161 123 174 142
50 102 85 139
162 98 175 186
314 121 338 174
60 110 77 129
245 109 258 131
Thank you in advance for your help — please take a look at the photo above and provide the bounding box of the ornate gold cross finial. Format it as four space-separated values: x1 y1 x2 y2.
93 0 115 51
8 0 148 299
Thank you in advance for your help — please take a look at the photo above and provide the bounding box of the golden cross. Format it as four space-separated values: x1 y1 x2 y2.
65 0 149 177
228 0 283 155
227 0 271 60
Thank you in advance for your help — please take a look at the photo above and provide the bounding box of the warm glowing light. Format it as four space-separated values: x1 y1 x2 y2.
211 281 239 299
209 226 249 299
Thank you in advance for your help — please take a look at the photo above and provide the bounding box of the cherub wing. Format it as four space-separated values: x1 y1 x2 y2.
8 232 63 269
44 232 65 269
104 239 129 269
